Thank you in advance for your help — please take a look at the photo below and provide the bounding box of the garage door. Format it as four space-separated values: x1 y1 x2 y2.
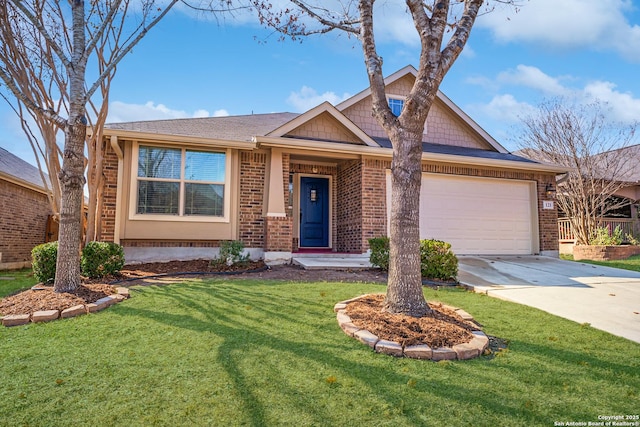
386 173 538 255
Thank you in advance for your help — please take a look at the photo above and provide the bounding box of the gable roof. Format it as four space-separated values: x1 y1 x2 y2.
336 65 508 154
0 146 47 193
267 102 378 146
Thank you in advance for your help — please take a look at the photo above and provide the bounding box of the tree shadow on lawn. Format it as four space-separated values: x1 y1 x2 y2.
111 281 628 426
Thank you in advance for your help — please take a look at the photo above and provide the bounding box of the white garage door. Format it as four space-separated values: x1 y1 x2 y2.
386 173 538 255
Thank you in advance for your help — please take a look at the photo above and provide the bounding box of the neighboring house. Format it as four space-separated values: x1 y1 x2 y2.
0 147 53 269
556 144 640 252
99 65 566 264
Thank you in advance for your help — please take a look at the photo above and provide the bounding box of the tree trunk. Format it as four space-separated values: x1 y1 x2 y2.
53 0 87 293
53 120 86 292
383 127 431 317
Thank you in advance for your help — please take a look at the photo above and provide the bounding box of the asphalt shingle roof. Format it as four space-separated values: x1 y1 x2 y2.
0 146 46 190
105 112 301 142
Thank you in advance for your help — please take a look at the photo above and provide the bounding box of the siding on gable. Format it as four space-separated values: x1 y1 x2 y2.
341 74 492 150
286 112 363 144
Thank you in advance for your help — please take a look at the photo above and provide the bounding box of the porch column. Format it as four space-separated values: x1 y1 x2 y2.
264 148 293 264
265 148 286 217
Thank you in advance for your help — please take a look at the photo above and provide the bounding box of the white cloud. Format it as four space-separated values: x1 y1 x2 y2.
470 65 640 131
474 94 537 123
583 81 640 123
478 0 640 62
107 101 212 123
286 86 351 111
497 65 571 97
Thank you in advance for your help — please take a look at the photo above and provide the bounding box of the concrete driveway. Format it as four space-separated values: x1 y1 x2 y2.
457 256 640 343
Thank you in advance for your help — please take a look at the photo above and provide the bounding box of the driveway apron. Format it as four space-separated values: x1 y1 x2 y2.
457 256 640 343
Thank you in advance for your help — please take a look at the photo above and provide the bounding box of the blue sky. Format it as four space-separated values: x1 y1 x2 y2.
2 0 640 166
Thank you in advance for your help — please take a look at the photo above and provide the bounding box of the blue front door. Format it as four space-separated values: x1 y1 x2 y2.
300 177 329 247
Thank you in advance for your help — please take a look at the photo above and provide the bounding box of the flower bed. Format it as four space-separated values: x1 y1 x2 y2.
573 245 640 261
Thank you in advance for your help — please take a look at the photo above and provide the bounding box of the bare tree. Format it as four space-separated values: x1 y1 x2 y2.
517 99 638 245
0 0 238 292
253 0 519 316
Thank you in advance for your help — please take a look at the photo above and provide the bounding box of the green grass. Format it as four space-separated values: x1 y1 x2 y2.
0 268 37 297
1 278 639 426
563 254 640 272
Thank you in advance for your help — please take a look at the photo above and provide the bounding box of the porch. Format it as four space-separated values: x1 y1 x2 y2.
558 217 640 254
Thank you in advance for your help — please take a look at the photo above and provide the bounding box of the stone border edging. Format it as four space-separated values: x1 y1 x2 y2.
334 294 489 361
1 287 130 327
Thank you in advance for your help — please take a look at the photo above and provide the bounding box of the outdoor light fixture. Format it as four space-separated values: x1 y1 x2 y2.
545 183 556 198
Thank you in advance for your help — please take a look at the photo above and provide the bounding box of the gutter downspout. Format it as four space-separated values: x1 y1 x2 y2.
110 135 123 244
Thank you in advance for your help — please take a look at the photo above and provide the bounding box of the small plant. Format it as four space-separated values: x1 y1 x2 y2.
625 233 640 246
31 241 58 284
212 240 249 267
419 239 458 280
368 236 458 280
81 241 125 279
368 236 390 270
589 225 623 245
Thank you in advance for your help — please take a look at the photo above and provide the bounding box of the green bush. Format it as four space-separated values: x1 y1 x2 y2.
31 241 58 284
81 241 125 279
589 225 623 246
419 239 458 280
368 236 458 280
368 237 390 270
211 240 250 267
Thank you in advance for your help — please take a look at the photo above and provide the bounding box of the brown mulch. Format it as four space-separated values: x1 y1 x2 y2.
1 261 498 355
0 283 116 316
346 294 476 348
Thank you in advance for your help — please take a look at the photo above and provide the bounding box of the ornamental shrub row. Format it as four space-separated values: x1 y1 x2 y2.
31 241 125 284
368 236 458 281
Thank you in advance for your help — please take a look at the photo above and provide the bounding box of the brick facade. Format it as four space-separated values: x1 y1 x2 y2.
99 146 119 242
0 179 51 264
238 151 267 249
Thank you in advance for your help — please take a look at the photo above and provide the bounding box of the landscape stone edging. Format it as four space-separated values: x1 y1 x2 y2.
335 294 489 361
1 286 130 327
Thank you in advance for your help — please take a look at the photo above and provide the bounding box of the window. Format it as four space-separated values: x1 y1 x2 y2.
136 145 227 218
388 97 404 117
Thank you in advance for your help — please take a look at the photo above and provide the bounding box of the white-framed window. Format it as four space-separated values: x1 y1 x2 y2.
131 143 230 221
388 97 404 117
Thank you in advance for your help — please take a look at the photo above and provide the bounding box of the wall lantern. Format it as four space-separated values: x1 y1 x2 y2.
545 183 556 199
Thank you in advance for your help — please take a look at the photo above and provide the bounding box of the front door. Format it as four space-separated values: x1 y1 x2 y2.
300 177 329 247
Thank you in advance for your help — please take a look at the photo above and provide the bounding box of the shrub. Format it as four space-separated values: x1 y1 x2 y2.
31 241 58 284
368 236 458 280
211 240 250 267
419 239 458 280
368 237 390 270
589 225 623 246
81 241 125 279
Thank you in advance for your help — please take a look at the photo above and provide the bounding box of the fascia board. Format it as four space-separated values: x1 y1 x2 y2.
0 171 48 195
102 129 256 150
254 136 570 174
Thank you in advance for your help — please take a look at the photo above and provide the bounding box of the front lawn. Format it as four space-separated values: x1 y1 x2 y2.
1 277 638 426
0 268 36 298
569 254 640 273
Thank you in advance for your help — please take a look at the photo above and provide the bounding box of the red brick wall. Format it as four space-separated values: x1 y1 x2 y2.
239 151 267 248
264 216 293 251
573 244 640 261
336 160 363 252
99 146 119 242
0 179 51 263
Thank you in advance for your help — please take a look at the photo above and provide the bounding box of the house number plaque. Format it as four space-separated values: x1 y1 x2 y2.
543 201 554 210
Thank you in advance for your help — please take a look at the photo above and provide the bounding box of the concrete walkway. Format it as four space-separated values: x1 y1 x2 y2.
292 254 372 270
457 256 640 344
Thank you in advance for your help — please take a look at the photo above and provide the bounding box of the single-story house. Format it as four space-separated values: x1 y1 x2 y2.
0 146 53 269
99 65 567 264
